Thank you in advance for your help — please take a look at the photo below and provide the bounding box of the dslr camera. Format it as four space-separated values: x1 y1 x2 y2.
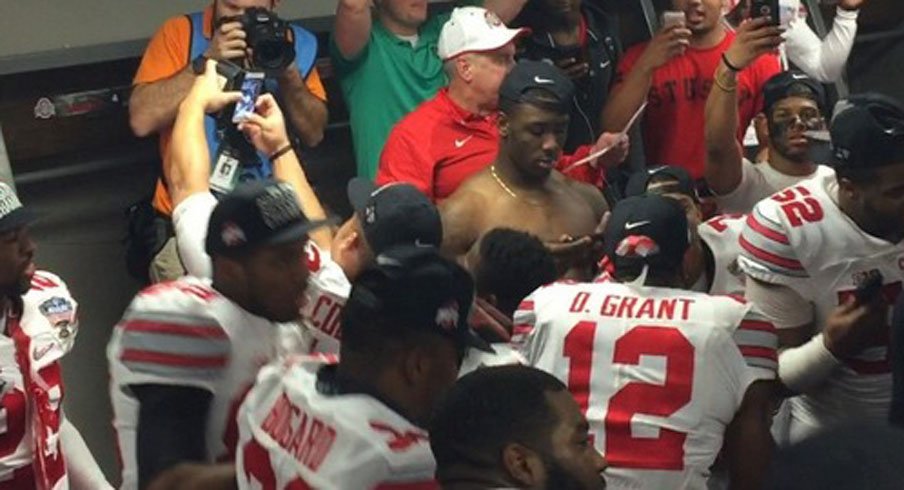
235 7 296 74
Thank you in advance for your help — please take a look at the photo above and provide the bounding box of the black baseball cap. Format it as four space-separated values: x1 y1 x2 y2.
603 195 689 274
624 166 699 202
828 93 904 171
763 70 827 116
344 248 493 352
0 183 36 233
347 178 443 255
205 180 330 256
499 60 574 112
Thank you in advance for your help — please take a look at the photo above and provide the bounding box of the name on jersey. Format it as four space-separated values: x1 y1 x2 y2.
571 291 694 321
308 295 343 339
259 393 336 471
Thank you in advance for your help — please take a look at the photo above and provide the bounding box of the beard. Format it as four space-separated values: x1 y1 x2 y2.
768 119 810 164
544 458 605 490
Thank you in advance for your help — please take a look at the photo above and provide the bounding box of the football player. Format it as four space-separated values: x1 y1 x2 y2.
0 183 110 488
739 93 904 442
518 195 776 490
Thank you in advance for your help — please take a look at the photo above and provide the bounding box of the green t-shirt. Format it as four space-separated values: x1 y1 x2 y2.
331 13 451 179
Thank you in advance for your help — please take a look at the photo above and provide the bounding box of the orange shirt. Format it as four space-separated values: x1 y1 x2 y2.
134 5 327 215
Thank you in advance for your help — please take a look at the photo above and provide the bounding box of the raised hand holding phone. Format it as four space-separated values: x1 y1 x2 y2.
237 93 291 157
232 71 265 123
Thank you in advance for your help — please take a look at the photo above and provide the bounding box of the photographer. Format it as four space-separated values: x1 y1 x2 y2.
129 0 327 282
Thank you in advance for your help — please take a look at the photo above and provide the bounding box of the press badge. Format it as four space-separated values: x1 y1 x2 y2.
210 150 241 194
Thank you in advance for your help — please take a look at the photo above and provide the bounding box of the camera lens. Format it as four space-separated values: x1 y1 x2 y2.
256 41 290 70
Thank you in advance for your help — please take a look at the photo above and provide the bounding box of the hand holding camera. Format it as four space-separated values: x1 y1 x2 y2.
206 21 248 61
209 8 296 75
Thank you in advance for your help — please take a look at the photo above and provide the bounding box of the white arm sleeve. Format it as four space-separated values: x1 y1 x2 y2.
60 418 113 490
172 192 217 279
784 7 859 83
778 333 842 393
744 277 814 329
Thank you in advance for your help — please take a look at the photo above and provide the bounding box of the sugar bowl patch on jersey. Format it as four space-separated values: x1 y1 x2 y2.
37 297 76 339
22 271 79 354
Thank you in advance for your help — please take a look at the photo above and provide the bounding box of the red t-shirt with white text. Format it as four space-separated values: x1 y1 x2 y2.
615 32 780 179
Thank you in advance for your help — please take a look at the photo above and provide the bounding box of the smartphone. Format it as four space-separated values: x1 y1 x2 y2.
854 272 884 304
662 10 686 29
750 0 780 24
232 71 265 123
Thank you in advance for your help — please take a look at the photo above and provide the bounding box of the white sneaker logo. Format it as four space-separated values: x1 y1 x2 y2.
624 220 651 230
454 135 474 148
534 76 555 85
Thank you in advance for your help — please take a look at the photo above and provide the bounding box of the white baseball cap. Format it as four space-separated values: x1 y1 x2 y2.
437 7 528 61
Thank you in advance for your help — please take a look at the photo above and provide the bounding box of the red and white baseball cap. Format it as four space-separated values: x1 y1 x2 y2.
437 7 528 61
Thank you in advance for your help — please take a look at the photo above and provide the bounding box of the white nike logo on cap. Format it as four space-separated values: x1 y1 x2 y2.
454 135 474 148
624 220 651 230
791 73 808 80
534 76 554 84
415 239 434 248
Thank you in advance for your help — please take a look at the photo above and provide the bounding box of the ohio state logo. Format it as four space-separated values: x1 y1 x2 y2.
435 301 460 332
485 10 502 27
221 222 246 247
615 235 659 258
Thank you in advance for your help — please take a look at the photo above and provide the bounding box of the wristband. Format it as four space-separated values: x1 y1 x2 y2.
777 333 841 394
269 144 293 161
721 53 742 72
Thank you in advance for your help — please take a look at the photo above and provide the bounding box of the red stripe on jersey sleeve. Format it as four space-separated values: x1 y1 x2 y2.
739 235 804 271
739 320 777 333
845 358 891 375
374 481 439 490
122 320 227 339
512 324 533 336
121 349 228 368
739 346 778 362
517 300 535 311
746 214 790 244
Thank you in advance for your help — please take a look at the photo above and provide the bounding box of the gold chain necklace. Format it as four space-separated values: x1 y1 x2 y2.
490 165 546 206
491 165 518 198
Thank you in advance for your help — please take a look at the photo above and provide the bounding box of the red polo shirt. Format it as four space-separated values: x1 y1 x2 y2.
378 89 603 201
377 89 499 201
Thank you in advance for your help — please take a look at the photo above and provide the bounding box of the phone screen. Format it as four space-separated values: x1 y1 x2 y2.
232 72 264 123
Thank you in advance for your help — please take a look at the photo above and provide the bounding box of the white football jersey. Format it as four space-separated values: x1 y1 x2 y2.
714 159 834 214
698 213 747 295
0 271 78 489
458 343 525 377
739 173 904 436
236 358 437 490
300 243 350 355
107 276 279 490
516 280 776 490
